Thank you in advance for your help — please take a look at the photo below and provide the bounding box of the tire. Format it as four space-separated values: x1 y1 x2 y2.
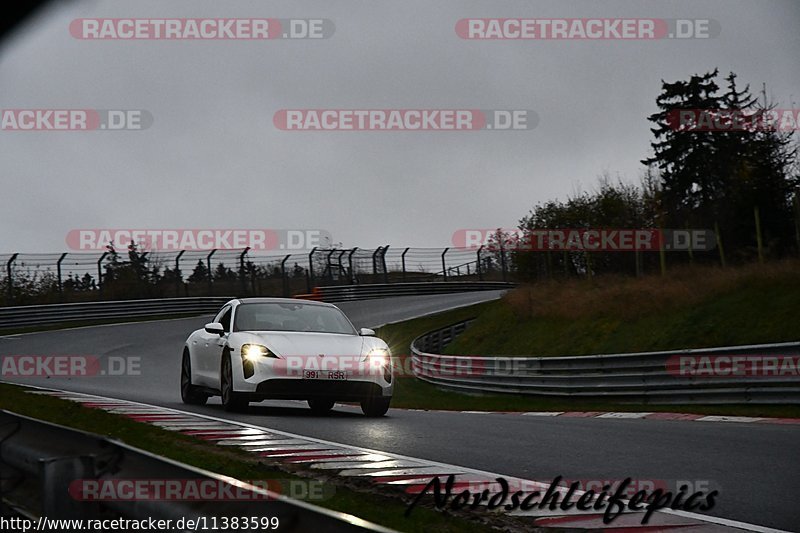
181 349 209 406
308 399 335 415
220 350 248 412
361 396 390 417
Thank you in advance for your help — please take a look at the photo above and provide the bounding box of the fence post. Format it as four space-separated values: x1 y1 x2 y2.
175 250 185 297
381 245 389 283
239 247 250 295
754 206 764 264
96 252 108 299
347 248 357 283
401 247 409 281
280 254 290 297
206 249 217 295
325 248 336 282
6 253 18 303
658 227 666 276
336 249 346 282
476 245 483 281
441 248 449 281
57 253 67 298
307 247 317 293
371 247 381 277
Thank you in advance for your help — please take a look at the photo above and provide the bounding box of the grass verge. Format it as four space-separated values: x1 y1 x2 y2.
375 262 800 418
447 260 800 356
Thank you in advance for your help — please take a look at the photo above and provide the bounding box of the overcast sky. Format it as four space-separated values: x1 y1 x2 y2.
1 0 798 253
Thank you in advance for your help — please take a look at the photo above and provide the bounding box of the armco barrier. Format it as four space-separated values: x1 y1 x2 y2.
410 321 800 404
0 297 233 329
0 410 391 532
295 281 513 302
0 285 510 329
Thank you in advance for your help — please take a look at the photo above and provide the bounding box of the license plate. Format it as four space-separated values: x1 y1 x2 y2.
303 370 347 380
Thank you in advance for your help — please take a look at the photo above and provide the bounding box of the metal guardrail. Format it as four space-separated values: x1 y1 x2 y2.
0 409 392 532
0 286 510 329
0 297 233 329
296 281 514 303
410 321 800 404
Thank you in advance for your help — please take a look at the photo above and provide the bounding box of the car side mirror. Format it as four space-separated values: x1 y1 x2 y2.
359 328 376 336
205 322 225 336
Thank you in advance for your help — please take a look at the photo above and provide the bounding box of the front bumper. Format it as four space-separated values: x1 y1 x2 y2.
251 379 387 401
233 356 393 401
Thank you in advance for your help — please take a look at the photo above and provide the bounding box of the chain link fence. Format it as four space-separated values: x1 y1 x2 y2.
0 246 510 307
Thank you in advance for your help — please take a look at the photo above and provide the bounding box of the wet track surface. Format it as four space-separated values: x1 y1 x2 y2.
1 291 798 530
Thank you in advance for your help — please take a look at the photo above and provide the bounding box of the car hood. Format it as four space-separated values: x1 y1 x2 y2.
241 331 365 357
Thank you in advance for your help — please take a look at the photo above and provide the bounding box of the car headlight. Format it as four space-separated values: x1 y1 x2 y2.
367 348 390 367
241 344 275 362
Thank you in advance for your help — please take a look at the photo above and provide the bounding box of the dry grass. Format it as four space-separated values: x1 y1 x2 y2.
506 259 800 321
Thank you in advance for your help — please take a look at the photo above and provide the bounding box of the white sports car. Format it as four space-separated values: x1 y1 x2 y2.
181 298 393 416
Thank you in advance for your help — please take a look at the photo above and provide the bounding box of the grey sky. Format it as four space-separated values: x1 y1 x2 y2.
1 0 798 253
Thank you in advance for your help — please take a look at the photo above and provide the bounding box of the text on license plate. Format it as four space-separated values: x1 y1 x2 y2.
304 370 347 380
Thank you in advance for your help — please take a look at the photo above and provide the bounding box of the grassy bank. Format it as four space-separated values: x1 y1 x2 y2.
446 260 800 356
376 260 800 417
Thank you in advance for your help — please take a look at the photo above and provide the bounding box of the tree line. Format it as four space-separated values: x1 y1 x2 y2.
510 69 799 279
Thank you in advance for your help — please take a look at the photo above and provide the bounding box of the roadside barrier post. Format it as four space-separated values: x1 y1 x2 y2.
56 252 68 298
175 250 185 297
6 253 18 303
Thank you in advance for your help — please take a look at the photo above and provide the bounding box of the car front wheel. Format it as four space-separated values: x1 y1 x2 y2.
308 399 335 415
181 349 209 406
220 350 248 412
361 396 390 417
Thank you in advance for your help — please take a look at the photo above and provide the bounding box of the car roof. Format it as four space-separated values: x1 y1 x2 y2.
224 297 336 308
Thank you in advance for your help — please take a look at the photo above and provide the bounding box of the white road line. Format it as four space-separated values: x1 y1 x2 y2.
695 416 767 423
597 412 653 419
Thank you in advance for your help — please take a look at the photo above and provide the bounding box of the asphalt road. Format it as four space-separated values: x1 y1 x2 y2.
1 291 798 531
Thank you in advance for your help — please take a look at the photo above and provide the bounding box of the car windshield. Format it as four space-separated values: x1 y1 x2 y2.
233 302 357 335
